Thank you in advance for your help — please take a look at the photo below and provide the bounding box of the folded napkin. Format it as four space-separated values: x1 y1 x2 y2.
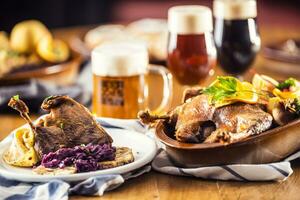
152 149 297 181
0 118 151 200
0 166 151 200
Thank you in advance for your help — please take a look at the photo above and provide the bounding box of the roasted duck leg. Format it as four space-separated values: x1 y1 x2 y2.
8 97 35 131
9 95 112 157
139 94 216 142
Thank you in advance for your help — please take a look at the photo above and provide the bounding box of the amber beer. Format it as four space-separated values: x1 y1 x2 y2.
92 42 172 119
93 75 146 119
167 6 216 85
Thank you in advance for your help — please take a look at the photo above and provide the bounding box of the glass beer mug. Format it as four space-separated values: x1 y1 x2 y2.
92 42 173 119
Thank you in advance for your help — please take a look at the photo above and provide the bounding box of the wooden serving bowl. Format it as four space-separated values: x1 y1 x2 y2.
0 52 82 86
156 119 300 167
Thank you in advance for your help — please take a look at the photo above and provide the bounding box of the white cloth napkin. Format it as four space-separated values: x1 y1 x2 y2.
0 166 150 200
152 149 294 181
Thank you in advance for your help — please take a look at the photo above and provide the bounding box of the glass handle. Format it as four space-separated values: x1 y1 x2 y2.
148 65 173 114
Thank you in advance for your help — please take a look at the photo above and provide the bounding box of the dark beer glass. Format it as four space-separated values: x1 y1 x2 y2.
213 0 260 75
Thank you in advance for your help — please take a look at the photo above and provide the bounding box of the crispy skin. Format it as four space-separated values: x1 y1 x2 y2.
9 96 112 157
139 93 273 144
174 95 216 142
205 103 273 143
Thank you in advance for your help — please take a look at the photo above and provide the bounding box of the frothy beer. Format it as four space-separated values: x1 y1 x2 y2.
92 41 149 119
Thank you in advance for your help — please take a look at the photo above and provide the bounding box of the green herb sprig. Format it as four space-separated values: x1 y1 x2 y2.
13 94 20 101
276 78 297 90
203 76 238 104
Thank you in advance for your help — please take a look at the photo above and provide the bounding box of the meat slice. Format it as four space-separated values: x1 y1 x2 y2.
174 95 216 142
9 95 112 157
204 103 273 143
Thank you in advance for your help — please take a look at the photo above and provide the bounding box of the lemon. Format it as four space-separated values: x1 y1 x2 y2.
36 36 70 63
213 99 234 108
235 82 259 103
272 88 300 99
214 82 258 107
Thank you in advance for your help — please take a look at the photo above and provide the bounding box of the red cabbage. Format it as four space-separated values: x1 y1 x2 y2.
41 143 116 173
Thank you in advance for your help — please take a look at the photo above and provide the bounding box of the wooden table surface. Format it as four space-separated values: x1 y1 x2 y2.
1 24 300 200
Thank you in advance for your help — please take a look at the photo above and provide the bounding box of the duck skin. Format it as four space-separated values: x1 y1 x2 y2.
8 95 112 157
139 89 273 144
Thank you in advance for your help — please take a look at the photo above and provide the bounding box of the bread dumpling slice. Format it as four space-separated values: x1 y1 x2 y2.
3 128 38 167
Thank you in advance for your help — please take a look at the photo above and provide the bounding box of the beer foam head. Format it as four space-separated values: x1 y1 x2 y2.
92 41 149 77
168 5 213 34
213 0 257 20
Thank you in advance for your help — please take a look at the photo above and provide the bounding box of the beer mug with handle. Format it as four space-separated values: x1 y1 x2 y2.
92 41 173 119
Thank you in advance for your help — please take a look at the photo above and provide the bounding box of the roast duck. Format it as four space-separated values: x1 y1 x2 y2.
139 75 300 144
5 95 135 173
8 95 112 158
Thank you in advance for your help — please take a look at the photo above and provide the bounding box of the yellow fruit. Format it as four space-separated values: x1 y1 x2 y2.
230 82 258 104
213 82 258 107
10 20 51 53
273 88 299 99
213 99 234 108
272 88 300 99
36 36 70 63
252 74 278 93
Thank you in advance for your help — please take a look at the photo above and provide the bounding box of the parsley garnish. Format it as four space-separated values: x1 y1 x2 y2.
60 122 64 129
203 76 238 104
277 78 297 90
13 95 20 101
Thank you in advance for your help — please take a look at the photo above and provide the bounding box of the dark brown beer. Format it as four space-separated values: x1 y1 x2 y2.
213 0 260 75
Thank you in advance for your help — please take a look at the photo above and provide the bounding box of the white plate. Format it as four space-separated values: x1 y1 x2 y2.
0 122 157 183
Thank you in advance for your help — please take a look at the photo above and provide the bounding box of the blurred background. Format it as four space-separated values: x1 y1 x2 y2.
1 0 300 30
1 0 300 114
